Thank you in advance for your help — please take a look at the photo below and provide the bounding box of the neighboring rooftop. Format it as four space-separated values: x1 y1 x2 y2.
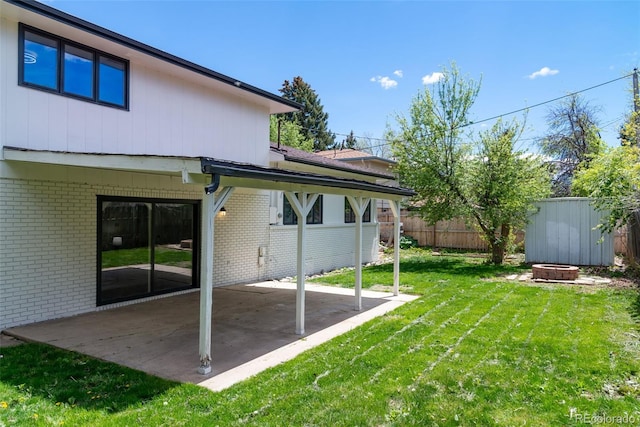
315 149 396 165
270 143 395 180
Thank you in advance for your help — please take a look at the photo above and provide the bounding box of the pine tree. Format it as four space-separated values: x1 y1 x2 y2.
278 76 335 151
341 130 358 149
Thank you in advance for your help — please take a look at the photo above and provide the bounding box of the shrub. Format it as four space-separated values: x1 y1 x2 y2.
399 235 419 249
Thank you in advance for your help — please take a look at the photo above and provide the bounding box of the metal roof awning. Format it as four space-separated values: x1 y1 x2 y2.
3 147 414 200
200 158 415 200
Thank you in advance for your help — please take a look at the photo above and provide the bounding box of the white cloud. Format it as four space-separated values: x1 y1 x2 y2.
370 75 398 89
527 67 559 79
393 69 403 78
421 72 444 85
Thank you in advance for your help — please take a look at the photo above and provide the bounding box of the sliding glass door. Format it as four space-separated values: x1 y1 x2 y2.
98 197 199 305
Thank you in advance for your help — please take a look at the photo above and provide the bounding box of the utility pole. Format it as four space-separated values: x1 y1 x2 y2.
633 68 639 146
633 68 639 112
629 68 639 263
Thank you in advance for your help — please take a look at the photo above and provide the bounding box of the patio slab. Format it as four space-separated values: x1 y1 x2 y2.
3 281 417 391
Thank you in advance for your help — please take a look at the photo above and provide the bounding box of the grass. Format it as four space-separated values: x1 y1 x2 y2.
101 246 192 269
2 249 639 426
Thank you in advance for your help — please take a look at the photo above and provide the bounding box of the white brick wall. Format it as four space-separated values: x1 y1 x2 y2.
0 168 272 329
0 163 379 329
1 178 97 329
210 192 271 286
267 224 379 279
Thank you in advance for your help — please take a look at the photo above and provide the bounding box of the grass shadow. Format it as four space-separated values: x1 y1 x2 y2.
0 342 178 413
366 254 528 278
630 291 640 327
312 251 531 294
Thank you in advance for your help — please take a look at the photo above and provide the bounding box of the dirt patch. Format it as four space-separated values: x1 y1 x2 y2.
605 276 640 290
500 269 639 292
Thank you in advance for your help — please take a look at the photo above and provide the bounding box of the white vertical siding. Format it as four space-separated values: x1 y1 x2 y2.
525 198 614 266
1 18 270 165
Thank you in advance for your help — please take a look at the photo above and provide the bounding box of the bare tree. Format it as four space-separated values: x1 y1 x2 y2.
538 94 604 196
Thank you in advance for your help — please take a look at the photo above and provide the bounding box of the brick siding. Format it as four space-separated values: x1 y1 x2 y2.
1 172 378 329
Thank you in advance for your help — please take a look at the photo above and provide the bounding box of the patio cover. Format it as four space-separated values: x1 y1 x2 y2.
2 146 414 374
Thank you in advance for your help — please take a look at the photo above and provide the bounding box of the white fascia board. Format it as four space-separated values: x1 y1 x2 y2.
3 147 202 175
218 175 407 202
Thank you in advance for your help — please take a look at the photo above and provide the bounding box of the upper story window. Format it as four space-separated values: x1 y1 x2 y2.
283 195 323 225
19 24 128 109
345 198 371 223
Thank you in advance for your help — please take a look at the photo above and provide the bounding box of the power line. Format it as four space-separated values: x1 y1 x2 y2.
311 72 634 150
459 73 633 129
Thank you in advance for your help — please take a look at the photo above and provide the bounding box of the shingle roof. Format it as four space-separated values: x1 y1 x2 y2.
270 144 395 179
315 149 396 165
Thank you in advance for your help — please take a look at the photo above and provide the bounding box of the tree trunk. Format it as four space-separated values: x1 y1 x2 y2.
627 209 640 265
488 223 511 265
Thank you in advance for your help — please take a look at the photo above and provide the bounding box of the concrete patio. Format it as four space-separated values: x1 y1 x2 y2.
3 281 416 391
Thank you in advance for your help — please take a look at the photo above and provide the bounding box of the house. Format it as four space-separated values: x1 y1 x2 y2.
0 0 412 374
315 148 397 178
315 148 398 211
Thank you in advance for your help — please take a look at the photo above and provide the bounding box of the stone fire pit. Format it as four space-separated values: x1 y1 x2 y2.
532 264 579 281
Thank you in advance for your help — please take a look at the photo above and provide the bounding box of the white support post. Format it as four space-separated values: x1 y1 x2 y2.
198 186 234 375
295 213 307 335
284 192 319 335
198 190 215 374
389 200 401 296
347 196 370 311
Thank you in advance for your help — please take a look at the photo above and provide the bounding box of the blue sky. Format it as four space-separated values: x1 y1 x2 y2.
45 0 639 151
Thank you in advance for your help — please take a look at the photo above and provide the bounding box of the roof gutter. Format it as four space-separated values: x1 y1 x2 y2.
201 158 415 197
279 154 394 180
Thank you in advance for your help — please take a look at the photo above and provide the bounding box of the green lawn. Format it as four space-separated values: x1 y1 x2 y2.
101 246 192 269
2 249 638 426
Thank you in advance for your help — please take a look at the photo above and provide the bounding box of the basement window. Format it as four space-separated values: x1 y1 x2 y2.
19 24 129 109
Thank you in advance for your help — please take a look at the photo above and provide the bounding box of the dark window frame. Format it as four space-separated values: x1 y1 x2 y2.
283 194 323 225
96 196 200 306
19 23 129 110
344 198 372 223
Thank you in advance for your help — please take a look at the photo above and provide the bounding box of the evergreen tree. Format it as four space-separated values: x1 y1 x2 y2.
341 130 358 149
279 76 335 151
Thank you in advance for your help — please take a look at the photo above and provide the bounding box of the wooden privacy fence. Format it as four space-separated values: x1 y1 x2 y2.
378 210 627 256
378 211 523 250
